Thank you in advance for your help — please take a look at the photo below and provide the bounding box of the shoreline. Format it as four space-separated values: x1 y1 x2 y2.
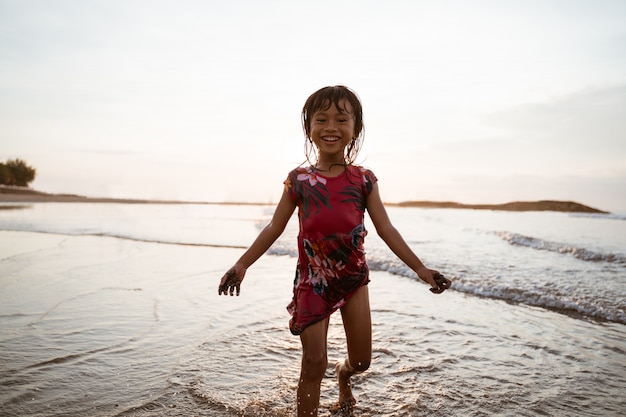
0 186 269 206
0 186 609 213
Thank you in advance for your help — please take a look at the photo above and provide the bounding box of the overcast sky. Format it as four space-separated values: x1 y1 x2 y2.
1 0 625 210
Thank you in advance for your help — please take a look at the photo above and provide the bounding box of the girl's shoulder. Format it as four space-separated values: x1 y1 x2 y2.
347 164 377 181
289 165 313 175
286 166 316 184
346 165 377 197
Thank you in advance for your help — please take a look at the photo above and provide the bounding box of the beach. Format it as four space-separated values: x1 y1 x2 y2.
0 200 625 416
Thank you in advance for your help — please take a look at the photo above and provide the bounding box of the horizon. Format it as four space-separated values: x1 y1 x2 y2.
1 1 625 211
0 184 614 213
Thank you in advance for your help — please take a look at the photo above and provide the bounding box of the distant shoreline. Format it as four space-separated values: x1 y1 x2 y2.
0 186 609 214
0 186 274 206
387 200 609 214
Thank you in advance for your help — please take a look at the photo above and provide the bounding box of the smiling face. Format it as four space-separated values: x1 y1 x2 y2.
309 100 356 162
301 86 364 165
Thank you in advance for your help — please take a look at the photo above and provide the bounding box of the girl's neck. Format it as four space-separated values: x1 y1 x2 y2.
313 160 348 176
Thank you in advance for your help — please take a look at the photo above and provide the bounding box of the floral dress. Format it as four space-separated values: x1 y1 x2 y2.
284 164 377 335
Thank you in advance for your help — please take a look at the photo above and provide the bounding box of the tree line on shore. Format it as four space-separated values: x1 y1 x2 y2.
0 159 36 187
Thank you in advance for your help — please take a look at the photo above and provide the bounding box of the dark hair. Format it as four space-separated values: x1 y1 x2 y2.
301 85 364 165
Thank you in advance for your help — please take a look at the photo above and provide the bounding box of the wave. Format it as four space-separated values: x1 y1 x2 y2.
3 228 623 324
0 227 247 250
367 260 626 324
88 232 248 250
268 245 626 324
451 280 626 325
493 231 626 264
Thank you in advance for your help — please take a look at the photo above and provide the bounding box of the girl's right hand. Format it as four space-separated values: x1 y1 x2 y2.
218 264 247 296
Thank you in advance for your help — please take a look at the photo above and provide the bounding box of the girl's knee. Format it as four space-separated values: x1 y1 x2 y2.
348 357 370 373
301 352 328 381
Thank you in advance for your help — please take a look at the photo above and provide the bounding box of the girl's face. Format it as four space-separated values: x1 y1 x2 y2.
309 99 355 161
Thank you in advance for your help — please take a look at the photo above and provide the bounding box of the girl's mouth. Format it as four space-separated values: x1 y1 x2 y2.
322 136 340 143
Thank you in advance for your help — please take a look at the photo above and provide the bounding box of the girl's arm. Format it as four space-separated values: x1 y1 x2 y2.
218 188 296 296
366 182 445 293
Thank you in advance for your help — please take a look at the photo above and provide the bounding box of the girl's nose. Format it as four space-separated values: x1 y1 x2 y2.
325 121 337 130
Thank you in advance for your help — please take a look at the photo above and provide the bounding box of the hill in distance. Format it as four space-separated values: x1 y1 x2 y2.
388 200 608 214
0 186 610 214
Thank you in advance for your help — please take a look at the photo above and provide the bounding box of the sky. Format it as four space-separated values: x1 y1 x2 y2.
1 0 625 211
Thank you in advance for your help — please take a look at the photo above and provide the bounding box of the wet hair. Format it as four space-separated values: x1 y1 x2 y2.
301 85 364 165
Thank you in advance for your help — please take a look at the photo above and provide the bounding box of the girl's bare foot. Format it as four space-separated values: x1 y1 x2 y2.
334 361 356 407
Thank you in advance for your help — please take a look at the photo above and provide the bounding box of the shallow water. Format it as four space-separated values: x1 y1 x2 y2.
0 203 625 416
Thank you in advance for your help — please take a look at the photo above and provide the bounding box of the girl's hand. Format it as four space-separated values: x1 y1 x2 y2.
218 264 246 296
430 272 451 294
418 268 451 294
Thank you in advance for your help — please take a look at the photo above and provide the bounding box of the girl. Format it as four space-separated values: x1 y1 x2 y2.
218 85 450 416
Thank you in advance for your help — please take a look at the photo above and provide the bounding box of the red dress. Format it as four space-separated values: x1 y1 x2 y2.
284 165 377 335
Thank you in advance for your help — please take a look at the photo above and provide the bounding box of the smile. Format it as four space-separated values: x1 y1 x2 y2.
321 136 340 143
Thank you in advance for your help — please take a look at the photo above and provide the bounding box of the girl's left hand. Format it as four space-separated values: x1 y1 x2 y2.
430 272 451 294
418 268 451 294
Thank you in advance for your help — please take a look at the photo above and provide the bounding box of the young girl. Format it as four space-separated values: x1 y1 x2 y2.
218 85 450 416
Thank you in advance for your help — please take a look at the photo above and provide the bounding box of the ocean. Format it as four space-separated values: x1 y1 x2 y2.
0 202 624 416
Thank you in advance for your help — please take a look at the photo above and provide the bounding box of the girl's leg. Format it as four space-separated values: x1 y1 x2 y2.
298 317 330 417
337 285 372 405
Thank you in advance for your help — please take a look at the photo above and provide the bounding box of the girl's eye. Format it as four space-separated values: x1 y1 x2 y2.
315 118 326 123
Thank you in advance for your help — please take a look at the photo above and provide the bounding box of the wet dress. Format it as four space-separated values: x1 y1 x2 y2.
284 165 377 335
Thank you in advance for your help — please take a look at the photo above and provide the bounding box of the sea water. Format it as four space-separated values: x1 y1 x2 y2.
2 203 623 323
0 203 624 416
